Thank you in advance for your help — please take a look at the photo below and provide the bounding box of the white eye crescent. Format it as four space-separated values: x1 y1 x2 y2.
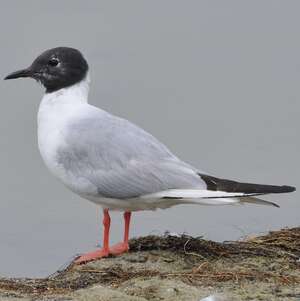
48 58 59 67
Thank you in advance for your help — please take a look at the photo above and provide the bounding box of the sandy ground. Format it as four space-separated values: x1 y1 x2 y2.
0 227 299 301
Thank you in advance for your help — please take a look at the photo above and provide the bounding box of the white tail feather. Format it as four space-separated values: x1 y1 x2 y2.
142 189 256 199
138 189 279 209
238 196 279 207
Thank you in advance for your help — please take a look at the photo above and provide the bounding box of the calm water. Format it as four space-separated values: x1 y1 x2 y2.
0 1 298 277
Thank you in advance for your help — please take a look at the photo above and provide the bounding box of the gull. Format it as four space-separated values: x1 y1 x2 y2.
4 47 295 264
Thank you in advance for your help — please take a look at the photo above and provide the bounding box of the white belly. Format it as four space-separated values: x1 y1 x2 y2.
40 114 100 196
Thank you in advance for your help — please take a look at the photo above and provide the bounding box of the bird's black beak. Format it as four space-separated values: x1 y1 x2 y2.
4 68 33 80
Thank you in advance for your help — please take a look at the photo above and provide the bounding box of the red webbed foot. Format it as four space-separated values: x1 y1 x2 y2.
109 242 129 255
74 248 109 264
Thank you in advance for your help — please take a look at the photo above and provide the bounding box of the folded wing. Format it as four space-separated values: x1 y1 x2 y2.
59 106 295 204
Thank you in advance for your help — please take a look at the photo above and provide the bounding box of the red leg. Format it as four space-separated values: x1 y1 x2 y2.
75 209 111 264
102 209 111 252
109 211 131 255
123 211 131 244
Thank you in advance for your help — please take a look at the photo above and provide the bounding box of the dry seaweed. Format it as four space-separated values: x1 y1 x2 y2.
0 227 299 298
130 227 300 260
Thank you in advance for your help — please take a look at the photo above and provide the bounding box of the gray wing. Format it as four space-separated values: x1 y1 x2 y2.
58 106 206 199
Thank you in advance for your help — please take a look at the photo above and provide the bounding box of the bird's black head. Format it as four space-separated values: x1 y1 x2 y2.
4 47 89 93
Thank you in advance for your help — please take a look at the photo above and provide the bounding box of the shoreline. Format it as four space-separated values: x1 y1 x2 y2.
0 227 299 300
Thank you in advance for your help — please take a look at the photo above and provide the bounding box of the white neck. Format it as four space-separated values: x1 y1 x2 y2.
41 73 90 106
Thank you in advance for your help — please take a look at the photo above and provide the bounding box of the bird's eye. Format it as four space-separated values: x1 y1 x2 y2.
48 58 59 67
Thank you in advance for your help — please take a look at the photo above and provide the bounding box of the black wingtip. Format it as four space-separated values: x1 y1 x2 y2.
281 185 296 193
199 174 296 194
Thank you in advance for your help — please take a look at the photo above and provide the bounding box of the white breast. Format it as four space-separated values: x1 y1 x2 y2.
37 77 91 191
38 100 69 177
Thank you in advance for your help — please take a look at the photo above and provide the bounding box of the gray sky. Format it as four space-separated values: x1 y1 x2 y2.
0 1 298 277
